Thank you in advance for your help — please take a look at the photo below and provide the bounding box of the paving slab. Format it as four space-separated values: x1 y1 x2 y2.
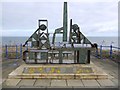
4 79 21 86
2 86 20 89
67 80 84 87
2 79 6 83
82 80 100 87
19 86 46 89
34 79 51 87
110 78 118 86
47 86 73 90
51 80 66 87
17 79 36 87
73 86 100 90
97 79 115 87
47 86 73 88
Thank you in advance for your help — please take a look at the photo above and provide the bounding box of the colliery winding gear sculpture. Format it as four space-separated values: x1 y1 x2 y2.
23 2 97 64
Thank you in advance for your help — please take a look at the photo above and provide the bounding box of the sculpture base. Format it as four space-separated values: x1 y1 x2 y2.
8 62 108 79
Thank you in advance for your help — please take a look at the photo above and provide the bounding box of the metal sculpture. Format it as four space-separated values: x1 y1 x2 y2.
23 2 97 64
23 20 50 63
52 2 67 44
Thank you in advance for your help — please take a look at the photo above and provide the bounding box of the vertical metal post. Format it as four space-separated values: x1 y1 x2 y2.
5 45 8 59
52 33 56 44
110 45 112 59
100 45 102 58
35 52 37 64
74 51 76 63
63 2 67 42
87 50 90 63
69 19 72 43
59 50 63 64
47 52 48 63
77 50 79 63
16 45 18 59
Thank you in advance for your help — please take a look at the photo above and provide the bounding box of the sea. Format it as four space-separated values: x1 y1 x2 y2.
1 36 118 48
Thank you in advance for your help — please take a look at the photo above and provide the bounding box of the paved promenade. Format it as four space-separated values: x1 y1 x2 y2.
2 56 118 89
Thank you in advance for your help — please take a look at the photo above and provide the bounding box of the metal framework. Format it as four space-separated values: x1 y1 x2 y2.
23 2 97 64
52 2 67 44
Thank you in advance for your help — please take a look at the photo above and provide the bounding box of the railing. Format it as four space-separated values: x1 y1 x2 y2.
95 45 120 59
3 44 23 59
3 44 120 60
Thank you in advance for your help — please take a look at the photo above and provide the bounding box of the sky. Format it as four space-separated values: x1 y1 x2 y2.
1 0 118 37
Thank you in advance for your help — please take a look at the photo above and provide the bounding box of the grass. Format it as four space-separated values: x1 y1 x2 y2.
2 52 22 59
2 46 24 59
93 49 120 62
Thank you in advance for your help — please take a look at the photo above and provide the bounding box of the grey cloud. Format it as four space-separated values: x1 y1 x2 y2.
2 2 118 36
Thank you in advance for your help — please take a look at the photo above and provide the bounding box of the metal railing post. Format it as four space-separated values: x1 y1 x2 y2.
110 45 112 59
100 45 102 59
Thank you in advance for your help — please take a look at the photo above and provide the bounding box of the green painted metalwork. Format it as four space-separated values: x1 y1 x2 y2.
32 41 38 48
63 2 68 42
29 52 35 60
52 27 63 44
23 2 97 64
78 49 87 64
69 19 92 45
23 20 50 63
59 50 63 63
41 52 48 60
52 2 67 44
23 20 50 49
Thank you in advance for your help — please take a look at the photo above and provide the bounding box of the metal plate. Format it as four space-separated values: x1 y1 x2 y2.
23 67 93 74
